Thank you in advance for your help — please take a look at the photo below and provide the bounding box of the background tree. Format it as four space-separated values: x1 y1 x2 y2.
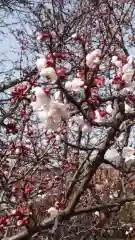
0 0 135 239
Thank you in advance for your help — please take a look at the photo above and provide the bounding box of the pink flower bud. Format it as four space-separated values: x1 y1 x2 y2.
99 109 105 117
25 185 32 193
37 33 51 41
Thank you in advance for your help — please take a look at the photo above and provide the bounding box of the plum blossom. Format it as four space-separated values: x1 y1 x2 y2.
55 134 61 141
106 104 113 115
36 55 54 72
65 81 72 90
94 110 102 122
93 57 101 64
95 211 100 217
109 194 114 199
65 78 84 92
111 56 117 64
39 103 68 130
40 67 58 82
31 87 69 131
86 49 102 68
47 207 58 219
111 55 122 67
30 87 50 111
53 52 70 60
122 67 134 86
36 32 51 41
104 148 120 162
36 57 46 71
122 56 134 85
122 71 134 85
94 109 106 123
122 146 135 162
113 191 118 198
127 55 133 65
120 87 132 94
124 102 134 113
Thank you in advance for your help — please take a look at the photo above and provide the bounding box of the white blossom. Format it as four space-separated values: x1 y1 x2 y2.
86 49 101 66
71 33 79 39
15 148 20 155
36 57 46 71
93 57 101 64
105 148 120 162
125 155 135 162
94 110 105 122
31 87 50 111
95 211 100 217
111 56 117 63
115 60 122 67
47 207 58 219
127 55 133 65
65 81 72 90
129 227 133 232
106 104 113 114
122 146 135 161
111 56 122 67
124 102 134 113
65 78 84 92
113 191 118 197
109 194 114 199
123 63 129 73
122 72 134 84
40 67 58 82
120 87 132 94
86 49 102 68
43 102 69 130
31 87 69 131
122 62 134 85
55 135 61 141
